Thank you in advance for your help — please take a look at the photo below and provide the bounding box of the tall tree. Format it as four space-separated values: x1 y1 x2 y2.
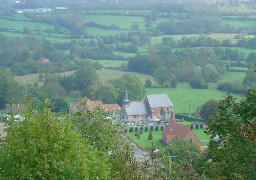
112 74 145 105
0 100 110 179
0 68 24 108
200 91 256 179
200 99 219 120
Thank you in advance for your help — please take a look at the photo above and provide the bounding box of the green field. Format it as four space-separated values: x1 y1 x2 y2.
96 69 155 83
146 83 243 114
91 60 128 68
220 71 246 83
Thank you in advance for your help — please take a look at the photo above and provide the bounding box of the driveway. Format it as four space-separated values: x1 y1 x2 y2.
0 122 7 138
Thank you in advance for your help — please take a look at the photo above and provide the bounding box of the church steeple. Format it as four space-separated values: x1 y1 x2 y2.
123 90 130 106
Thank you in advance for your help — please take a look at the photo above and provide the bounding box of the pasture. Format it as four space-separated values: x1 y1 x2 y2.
91 60 128 68
146 83 243 114
96 69 155 83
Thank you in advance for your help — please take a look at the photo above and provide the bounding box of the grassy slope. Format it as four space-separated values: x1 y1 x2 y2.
146 83 243 114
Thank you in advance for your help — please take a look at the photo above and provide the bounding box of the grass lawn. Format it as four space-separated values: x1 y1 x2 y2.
178 121 191 126
126 130 164 149
192 129 210 145
220 71 246 83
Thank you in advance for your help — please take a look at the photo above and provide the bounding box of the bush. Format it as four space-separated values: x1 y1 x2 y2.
136 133 140 139
189 76 208 89
155 126 159 131
139 130 143 134
217 82 248 94
124 128 128 133
135 127 138 132
195 123 199 129
144 126 148 132
140 126 144 131
148 131 153 140
190 124 194 129
200 123 203 129
150 126 154 131
161 126 165 131
129 127 133 133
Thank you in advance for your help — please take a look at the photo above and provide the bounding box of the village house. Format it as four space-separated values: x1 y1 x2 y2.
162 120 204 147
6 103 26 114
38 57 50 63
120 91 174 122
70 97 120 114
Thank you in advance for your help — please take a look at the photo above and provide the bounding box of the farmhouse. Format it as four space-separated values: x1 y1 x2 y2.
6 103 26 114
120 91 174 122
70 97 120 114
162 120 203 147
38 57 50 63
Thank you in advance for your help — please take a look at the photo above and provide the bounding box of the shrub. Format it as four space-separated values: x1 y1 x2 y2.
161 126 165 131
155 126 159 131
189 76 208 89
135 127 138 132
139 130 143 134
136 133 140 139
144 126 148 132
200 123 203 129
150 126 154 131
190 124 193 129
195 123 199 129
124 128 128 133
140 126 144 131
129 127 133 133
148 131 153 140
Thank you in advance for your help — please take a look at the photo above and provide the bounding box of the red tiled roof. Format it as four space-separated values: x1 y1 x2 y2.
70 97 102 112
38 57 50 63
162 120 203 147
102 104 120 112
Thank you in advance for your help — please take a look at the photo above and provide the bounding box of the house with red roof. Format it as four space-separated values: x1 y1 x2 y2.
38 57 50 63
70 97 120 113
162 120 203 147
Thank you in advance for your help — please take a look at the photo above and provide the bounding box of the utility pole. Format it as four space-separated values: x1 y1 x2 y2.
188 100 191 117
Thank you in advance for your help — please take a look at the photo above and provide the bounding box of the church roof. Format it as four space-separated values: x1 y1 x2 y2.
125 101 148 115
146 94 173 108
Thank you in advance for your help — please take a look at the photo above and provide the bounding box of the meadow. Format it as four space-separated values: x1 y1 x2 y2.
146 83 243 114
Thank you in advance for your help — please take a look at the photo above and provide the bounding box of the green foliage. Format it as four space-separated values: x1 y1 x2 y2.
0 68 25 108
201 91 256 179
95 84 118 104
189 76 208 89
195 123 199 129
200 123 203 129
112 74 145 105
150 125 154 131
155 125 159 131
200 99 219 121
190 124 194 129
144 126 148 132
129 127 133 133
0 100 109 179
166 138 202 179
175 114 203 122
161 126 164 131
148 131 153 140
135 126 138 132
